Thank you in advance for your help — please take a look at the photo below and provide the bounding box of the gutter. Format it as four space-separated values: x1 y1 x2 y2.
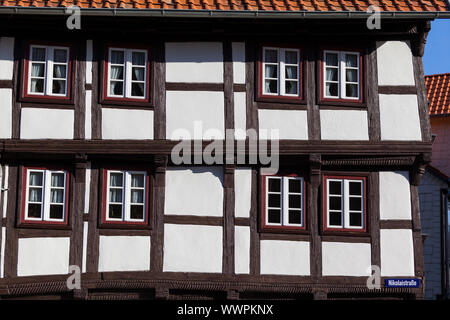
0 7 449 19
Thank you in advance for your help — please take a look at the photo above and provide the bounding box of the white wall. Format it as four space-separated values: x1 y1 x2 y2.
232 42 246 84
98 236 151 272
165 42 223 83
379 94 422 141
166 91 225 140
322 242 371 276
380 229 415 276
260 240 310 276
376 40 415 86
0 37 14 80
102 108 154 140
0 89 12 139
258 109 308 140
165 166 224 217
17 237 70 276
163 224 223 273
234 226 250 274
379 171 412 220
20 108 74 139
234 92 247 140
320 110 369 140
234 168 252 218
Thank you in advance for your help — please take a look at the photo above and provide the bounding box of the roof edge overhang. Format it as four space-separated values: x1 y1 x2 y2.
0 7 449 19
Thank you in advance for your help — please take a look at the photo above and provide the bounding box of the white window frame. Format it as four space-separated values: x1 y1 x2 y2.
106 47 148 100
326 178 364 230
323 50 360 100
105 170 147 223
262 47 300 97
265 176 304 227
27 45 70 97
24 169 67 223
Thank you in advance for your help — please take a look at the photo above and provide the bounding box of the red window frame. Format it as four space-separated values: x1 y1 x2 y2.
257 44 305 104
20 166 71 227
101 43 152 106
21 41 74 103
318 47 365 105
322 174 367 234
260 172 307 233
100 167 151 228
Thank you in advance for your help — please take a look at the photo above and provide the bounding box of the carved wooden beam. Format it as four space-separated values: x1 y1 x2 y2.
410 153 432 186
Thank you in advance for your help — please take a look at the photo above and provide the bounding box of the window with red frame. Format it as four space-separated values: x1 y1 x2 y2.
22 168 69 224
105 47 149 101
25 45 71 98
261 47 301 98
322 50 362 101
323 176 366 231
262 175 305 230
103 170 149 224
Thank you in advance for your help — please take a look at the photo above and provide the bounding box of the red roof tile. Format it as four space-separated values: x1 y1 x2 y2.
426 73 450 117
0 0 448 11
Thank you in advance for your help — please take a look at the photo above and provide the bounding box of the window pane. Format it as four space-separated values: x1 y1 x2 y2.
109 189 122 203
110 173 123 186
349 212 362 227
285 51 298 64
53 65 67 79
346 84 358 97
349 197 362 211
29 188 42 202
285 81 298 95
349 181 362 196
268 209 281 224
326 83 338 97
329 211 342 226
31 79 44 93
131 83 145 97
289 210 302 225
289 179 301 193
132 67 145 81
345 54 358 68
268 178 281 192
326 68 338 81
28 203 42 218
265 80 277 94
264 65 277 78
346 69 357 82
289 194 301 209
31 63 45 77
132 52 145 66
131 174 144 188
268 193 281 208
325 53 338 66
131 190 144 204
110 81 124 96
329 196 342 211
49 205 64 220
329 181 342 195
130 205 144 220
264 49 277 63
51 173 64 187
110 66 124 80
110 50 124 64
29 172 43 186
52 80 66 94
51 189 64 203
285 66 297 80
53 49 67 63
31 47 46 61
109 204 122 219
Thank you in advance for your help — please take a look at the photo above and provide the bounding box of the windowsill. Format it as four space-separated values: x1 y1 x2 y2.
20 95 74 105
317 98 366 108
98 221 152 230
256 95 305 105
321 229 369 237
260 225 308 235
17 221 71 230
100 97 153 109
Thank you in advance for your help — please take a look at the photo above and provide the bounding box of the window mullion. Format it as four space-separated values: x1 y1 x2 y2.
43 170 50 221
282 177 288 226
343 179 350 229
124 171 130 222
125 50 132 98
340 52 345 99
279 49 285 96
45 48 52 96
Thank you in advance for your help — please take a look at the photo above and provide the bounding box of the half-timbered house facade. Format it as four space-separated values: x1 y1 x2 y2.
0 0 449 300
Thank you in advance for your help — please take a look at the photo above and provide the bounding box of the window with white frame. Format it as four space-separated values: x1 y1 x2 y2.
27 45 70 97
262 47 300 97
105 170 147 223
107 48 148 100
325 176 365 230
24 169 68 223
264 175 304 228
323 50 360 100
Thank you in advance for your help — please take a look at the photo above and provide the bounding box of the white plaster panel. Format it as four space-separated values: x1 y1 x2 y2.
85 90 92 139
234 226 250 274
322 242 371 276
0 227 5 278
0 89 12 139
84 162 91 214
380 229 415 276
320 110 369 140
165 42 223 83
0 37 14 80
17 237 70 276
165 166 224 216
166 91 225 140
98 236 151 272
102 108 154 140
260 240 310 275
20 108 74 139
234 168 251 218
85 40 93 84
379 171 412 220
232 42 246 84
82 222 88 273
379 94 422 141
234 92 247 140
376 41 415 86
258 109 308 140
163 224 223 273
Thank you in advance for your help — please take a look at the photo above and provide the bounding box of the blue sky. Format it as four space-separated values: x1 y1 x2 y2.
423 19 450 76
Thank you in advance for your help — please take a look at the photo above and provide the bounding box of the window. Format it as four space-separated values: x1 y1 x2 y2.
261 174 306 231
259 46 302 100
323 175 366 232
104 47 150 102
24 45 71 99
103 169 149 225
22 168 69 225
321 50 362 102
